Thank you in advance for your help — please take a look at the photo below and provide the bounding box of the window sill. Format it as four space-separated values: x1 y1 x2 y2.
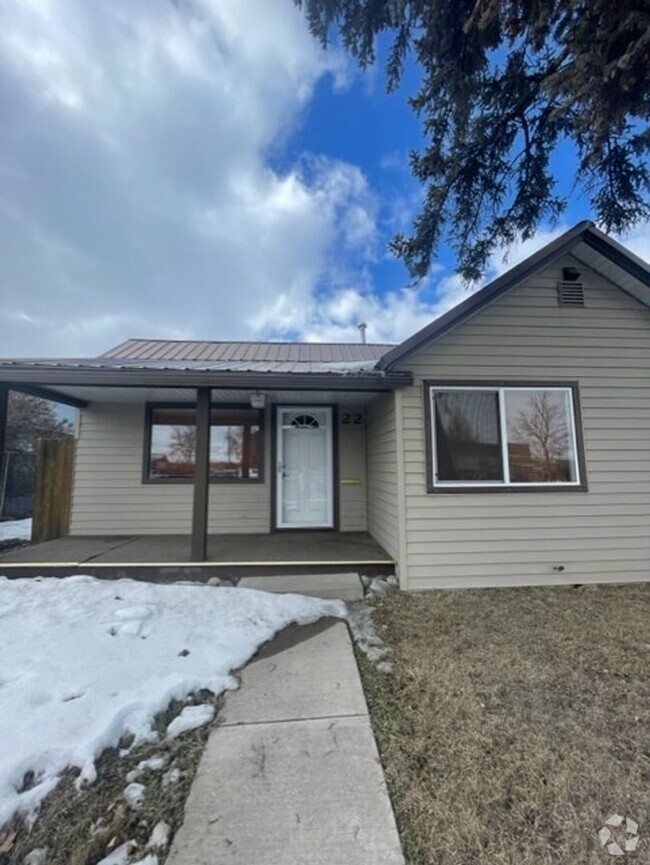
427 482 589 494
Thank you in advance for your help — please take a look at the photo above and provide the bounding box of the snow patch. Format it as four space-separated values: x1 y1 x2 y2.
147 820 171 850
161 767 183 788
22 850 48 865
96 840 137 865
313 360 378 373
123 782 146 809
0 576 345 827
125 755 167 784
0 519 32 542
166 704 215 738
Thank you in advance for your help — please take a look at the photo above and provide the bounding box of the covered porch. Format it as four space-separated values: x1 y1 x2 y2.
0 349 408 581
0 530 394 581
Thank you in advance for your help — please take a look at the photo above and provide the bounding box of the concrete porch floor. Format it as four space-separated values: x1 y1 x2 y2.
0 531 394 582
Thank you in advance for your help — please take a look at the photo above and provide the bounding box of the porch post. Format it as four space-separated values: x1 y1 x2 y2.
0 386 7 517
191 386 211 562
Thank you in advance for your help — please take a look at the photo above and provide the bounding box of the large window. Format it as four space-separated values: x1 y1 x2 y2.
145 405 263 482
426 384 586 491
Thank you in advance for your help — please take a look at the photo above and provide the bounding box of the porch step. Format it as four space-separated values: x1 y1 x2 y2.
238 572 364 601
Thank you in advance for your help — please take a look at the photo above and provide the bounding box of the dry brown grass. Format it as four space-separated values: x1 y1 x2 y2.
359 584 650 865
6 693 222 865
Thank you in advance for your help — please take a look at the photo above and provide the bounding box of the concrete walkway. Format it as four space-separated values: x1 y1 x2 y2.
167 619 405 865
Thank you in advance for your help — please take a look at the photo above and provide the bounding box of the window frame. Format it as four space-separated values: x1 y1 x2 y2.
423 380 588 494
142 401 265 485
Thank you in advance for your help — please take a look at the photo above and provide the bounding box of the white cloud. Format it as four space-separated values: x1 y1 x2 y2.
615 222 650 262
257 226 572 345
0 0 368 356
254 279 465 346
258 220 650 346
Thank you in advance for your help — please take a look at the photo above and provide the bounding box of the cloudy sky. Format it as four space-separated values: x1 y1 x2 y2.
0 0 648 358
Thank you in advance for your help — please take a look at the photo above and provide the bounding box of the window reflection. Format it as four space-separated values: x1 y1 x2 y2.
434 390 503 481
148 406 262 481
505 390 576 482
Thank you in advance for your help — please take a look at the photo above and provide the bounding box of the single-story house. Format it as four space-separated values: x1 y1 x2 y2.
0 221 648 589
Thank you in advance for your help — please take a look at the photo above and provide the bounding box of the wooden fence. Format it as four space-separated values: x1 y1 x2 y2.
32 437 74 544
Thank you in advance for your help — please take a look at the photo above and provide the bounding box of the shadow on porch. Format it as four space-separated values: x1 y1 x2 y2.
0 530 394 582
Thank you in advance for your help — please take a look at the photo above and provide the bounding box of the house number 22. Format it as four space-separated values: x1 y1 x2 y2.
341 412 363 425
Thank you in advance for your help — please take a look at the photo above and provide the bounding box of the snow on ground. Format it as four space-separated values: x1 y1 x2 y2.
0 575 346 828
0 518 32 542
123 782 146 809
96 840 138 865
166 703 215 738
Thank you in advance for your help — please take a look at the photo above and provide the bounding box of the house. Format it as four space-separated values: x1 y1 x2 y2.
0 221 648 588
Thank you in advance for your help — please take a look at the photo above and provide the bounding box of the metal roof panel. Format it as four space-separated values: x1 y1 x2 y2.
100 339 394 364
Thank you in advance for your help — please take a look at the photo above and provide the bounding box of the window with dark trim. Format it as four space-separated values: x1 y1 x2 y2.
144 404 263 483
425 383 587 492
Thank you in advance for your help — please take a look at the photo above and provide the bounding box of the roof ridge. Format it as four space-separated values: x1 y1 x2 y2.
110 338 395 346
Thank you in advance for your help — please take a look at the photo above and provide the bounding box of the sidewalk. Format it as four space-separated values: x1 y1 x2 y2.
166 618 405 865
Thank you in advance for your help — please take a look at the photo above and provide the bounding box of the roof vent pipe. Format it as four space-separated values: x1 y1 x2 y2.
358 322 367 344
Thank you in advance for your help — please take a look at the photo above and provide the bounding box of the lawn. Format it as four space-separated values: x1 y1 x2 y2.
358 584 650 865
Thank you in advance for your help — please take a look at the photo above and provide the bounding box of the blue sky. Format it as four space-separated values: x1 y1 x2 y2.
0 0 647 357
290 50 593 284
285 55 428 295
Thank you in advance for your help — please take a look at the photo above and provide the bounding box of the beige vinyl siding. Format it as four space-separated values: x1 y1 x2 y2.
70 400 368 535
70 402 271 535
396 253 650 589
365 392 400 559
338 408 368 531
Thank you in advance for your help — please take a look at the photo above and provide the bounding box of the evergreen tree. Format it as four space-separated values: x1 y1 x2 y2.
6 393 73 453
297 0 649 279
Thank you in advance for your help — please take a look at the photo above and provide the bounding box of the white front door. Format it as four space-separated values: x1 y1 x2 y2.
276 406 334 529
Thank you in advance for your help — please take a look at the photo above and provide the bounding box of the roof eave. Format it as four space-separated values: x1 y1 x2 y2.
581 226 650 286
0 366 412 392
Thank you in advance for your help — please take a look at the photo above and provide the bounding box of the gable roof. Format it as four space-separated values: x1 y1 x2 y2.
378 221 650 370
103 339 393 365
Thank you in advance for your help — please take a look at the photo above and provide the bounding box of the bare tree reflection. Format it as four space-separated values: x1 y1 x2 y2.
508 391 572 481
170 426 196 462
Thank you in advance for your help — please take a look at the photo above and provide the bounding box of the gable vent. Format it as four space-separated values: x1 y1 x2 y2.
557 281 585 307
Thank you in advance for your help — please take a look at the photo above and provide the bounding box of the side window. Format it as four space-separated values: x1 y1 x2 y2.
428 385 584 491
